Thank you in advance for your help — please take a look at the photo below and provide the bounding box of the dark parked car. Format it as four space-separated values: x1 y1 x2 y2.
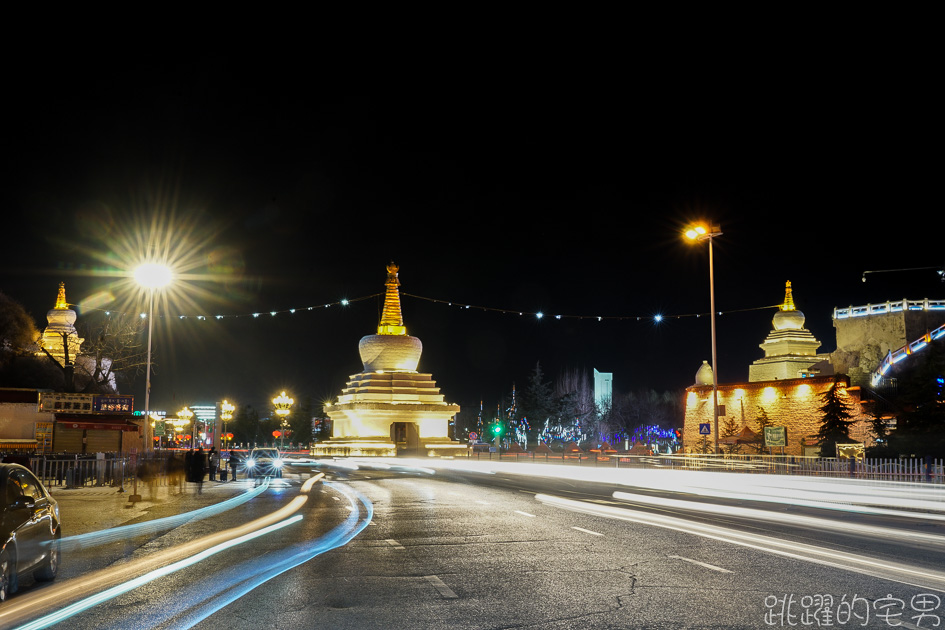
1 463 61 602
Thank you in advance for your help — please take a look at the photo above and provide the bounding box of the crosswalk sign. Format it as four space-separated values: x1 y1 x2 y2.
698 423 711 435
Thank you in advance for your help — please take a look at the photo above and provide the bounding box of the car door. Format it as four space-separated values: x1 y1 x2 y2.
8 470 48 571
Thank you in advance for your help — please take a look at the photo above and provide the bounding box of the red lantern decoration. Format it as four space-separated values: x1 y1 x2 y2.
273 430 282 438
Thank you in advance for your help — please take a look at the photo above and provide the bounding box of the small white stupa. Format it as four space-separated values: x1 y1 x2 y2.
314 263 464 457
748 281 827 381
35 283 84 364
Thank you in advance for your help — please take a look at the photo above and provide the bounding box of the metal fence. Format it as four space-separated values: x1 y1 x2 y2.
11 450 945 487
25 454 133 489
21 450 246 490
466 451 945 483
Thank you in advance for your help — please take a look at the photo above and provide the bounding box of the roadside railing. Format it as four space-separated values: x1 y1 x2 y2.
26 454 132 489
13 450 944 486
465 451 945 483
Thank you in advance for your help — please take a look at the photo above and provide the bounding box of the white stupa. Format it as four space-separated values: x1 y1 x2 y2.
35 283 84 364
313 263 464 457
748 281 826 381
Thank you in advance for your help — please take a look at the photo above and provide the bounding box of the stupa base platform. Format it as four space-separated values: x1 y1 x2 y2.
311 438 468 458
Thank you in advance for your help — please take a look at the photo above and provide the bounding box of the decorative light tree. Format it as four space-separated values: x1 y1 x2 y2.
272 391 294 450
220 399 235 449
177 406 194 448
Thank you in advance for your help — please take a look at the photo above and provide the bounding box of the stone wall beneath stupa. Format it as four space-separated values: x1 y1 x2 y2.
683 375 872 456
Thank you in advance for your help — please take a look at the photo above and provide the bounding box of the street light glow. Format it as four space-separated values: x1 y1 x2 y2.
133 263 173 289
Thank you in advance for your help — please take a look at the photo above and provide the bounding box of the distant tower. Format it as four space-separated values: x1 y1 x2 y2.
749 281 828 381
36 282 84 365
593 369 613 410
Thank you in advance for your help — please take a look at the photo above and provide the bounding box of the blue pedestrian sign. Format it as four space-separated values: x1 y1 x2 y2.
698 423 711 435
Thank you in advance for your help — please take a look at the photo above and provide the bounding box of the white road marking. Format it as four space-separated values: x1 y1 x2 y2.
538 493 945 593
515 511 536 517
386 539 405 550
669 555 733 573
475 500 490 505
572 526 603 536
425 575 458 599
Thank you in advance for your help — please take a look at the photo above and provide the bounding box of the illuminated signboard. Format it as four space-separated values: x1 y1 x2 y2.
93 396 134 413
39 393 95 414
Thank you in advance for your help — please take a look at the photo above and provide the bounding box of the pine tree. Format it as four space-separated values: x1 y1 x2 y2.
817 377 855 458
521 362 554 443
719 416 742 455
752 407 772 452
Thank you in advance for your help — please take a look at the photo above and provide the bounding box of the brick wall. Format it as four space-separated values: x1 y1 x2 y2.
683 375 872 456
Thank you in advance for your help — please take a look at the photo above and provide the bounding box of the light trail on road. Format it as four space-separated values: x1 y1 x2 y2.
57 481 271 552
362 457 945 520
3 475 319 628
159 481 373 629
13 516 304 630
611 490 945 548
537 493 945 594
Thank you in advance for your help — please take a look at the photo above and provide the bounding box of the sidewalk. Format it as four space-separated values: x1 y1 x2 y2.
47 478 252 537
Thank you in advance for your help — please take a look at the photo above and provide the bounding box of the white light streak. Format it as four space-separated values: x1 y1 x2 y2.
537 494 945 593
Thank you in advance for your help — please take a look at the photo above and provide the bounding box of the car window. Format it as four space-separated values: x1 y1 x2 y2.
10 470 43 501
5 478 23 504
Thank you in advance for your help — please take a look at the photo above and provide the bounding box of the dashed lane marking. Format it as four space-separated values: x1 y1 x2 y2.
425 575 458 599
572 526 603 536
669 555 733 573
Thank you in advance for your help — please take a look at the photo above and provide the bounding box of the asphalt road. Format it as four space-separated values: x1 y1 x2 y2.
4 460 945 629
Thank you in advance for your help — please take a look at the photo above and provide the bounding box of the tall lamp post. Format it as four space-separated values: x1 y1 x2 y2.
685 224 723 454
178 406 194 448
169 413 189 447
134 263 172 451
272 391 294 451
220 399 235 449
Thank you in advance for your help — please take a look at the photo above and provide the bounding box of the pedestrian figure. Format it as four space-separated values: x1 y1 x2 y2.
191 447 206 494
168 453 186 494
208 447 219 481
229 449 240 481
184 449 194 484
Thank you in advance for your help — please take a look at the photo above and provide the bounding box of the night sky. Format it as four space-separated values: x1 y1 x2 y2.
3 52 941 422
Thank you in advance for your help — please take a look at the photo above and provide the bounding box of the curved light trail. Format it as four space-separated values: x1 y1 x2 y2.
4 473 372 629
57 479 271 552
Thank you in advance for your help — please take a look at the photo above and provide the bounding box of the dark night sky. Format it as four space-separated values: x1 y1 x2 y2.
2 50 941 422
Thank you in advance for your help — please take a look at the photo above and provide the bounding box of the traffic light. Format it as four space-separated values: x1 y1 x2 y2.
492 422 504 436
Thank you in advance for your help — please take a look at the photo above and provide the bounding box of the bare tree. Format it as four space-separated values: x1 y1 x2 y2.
75 312 149 394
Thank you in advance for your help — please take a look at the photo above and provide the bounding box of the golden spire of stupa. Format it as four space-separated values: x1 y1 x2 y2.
377 262 407 335
54 282 69 310
780 280 796 312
